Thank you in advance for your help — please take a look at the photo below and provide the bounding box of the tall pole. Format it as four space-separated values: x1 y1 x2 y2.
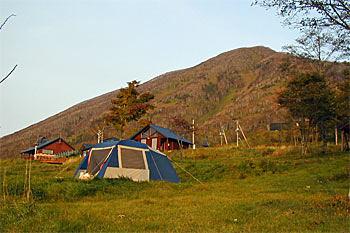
192 119 196 150
238 122 251 148
27 154 32 201
236 120 239 147
335 126 338 145
220 131 223 146
34 145 37 160
223 129 228 145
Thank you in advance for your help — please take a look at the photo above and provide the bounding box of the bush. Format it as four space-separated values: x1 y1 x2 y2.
258 160 277 173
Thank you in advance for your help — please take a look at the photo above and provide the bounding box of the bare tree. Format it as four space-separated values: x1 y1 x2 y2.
283 28 349 72
170 116 192 159
253 0 350 60
90 118 107 143
0 14 16 30
252 0 350 31
0 14 18 85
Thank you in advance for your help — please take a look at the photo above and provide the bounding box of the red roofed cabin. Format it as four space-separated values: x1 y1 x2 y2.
20 137 75 163
130 124 193 152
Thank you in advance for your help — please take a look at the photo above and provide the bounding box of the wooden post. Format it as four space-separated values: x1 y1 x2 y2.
342 130 344 152
335 126 338 145
219 131 223 146
344 132 349 151
27 155 32 201
23 157 28 199
223 129 228 145
238 122 251 148
3 168 7 200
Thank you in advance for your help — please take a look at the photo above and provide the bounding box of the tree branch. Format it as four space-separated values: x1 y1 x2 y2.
328 1 350 30
0 14 16 30
0 65 18 85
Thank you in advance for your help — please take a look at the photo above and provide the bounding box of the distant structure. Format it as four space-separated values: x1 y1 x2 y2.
104 137 119 142
268 123 290 131
339 122 349 151
80 143 93 157
202 141 210 147
130 124 193 152
20 137 75 163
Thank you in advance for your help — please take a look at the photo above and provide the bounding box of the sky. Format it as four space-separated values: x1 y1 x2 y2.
0 0 300 137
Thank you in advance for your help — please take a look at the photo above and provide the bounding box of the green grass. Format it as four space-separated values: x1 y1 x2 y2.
1 146 349 232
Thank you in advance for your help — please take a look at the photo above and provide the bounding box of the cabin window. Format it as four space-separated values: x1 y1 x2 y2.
42 149 53 154
150 128 157 135
141 131 149 138
120 148 145 169
151 128 158 137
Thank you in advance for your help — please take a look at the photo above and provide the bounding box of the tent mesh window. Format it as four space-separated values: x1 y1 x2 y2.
87 148 112 175
120 148 145 169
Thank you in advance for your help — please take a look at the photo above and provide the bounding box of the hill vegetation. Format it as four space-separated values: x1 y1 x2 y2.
0 46 349 158
1 145 349 231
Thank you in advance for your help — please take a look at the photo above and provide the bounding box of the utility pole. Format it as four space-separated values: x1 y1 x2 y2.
219 131 223 146
221 127 228 145
192 119 196 150
238 122 251 148
34 144 37 160
235 120 239 147
233 119 251 148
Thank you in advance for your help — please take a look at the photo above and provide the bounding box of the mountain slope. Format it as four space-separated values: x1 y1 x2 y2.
0 46 347 158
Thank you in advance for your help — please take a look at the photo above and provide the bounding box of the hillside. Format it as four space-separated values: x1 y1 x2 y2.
0 46 348 158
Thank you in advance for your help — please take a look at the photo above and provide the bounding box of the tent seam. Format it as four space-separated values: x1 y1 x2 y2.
150 150 163 180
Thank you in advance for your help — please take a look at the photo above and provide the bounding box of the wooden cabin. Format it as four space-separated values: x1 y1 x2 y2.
20 137 75 163
80 143 93 157
130 124 193 152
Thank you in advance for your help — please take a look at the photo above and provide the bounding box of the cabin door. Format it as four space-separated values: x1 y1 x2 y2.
151 138 157 150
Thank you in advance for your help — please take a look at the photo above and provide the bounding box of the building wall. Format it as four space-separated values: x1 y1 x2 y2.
132 129 165 151
132 127 191 151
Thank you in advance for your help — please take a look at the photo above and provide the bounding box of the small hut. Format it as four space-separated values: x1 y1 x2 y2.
20 137 75 163
130 124 193 152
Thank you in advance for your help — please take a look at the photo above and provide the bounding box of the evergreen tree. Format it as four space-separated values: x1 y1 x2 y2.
105 80 154 139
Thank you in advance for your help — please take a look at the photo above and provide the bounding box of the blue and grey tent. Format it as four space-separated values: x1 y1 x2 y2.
74 140 180 183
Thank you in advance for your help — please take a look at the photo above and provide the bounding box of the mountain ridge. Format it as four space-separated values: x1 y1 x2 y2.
1 46 347 158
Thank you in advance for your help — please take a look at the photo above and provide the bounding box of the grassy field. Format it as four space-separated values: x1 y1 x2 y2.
1 145 349 232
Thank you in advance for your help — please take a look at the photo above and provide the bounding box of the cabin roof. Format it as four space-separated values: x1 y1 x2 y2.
80 143 93 151
20 137 75 154
269 122 290 131
130 124 193 145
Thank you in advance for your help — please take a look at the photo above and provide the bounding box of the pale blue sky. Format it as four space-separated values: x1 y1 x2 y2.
0 0 299 137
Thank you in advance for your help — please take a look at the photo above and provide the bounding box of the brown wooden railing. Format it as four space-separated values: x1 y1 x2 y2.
36 154 67 164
